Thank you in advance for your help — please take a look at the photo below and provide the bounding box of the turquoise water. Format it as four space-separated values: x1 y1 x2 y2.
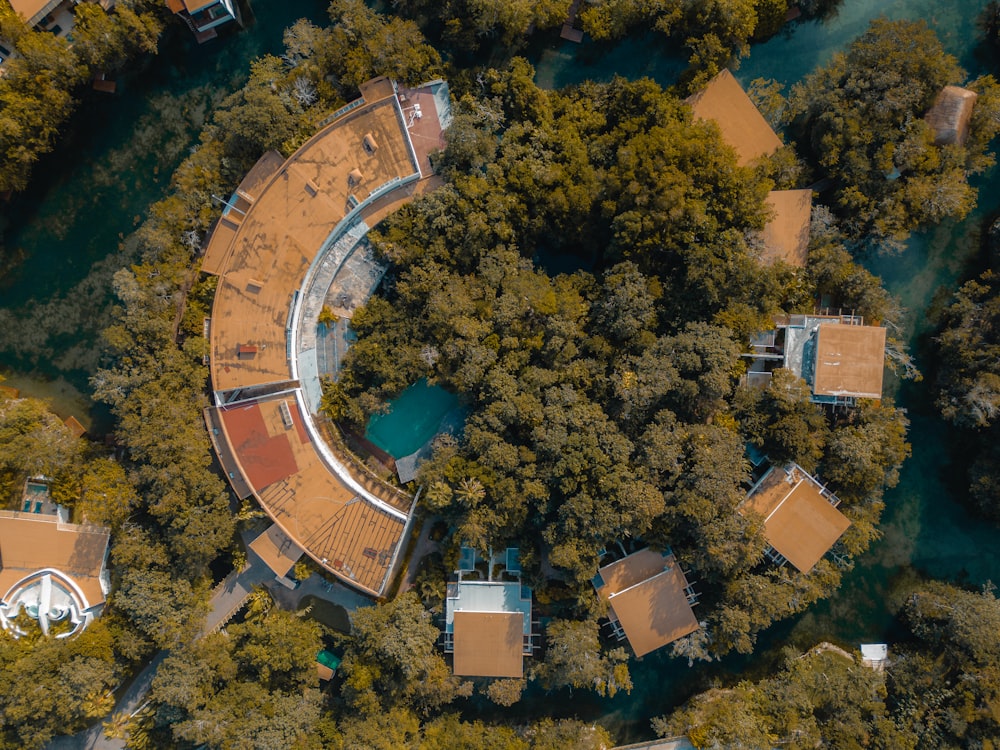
0 0 995 742
364 379 460 459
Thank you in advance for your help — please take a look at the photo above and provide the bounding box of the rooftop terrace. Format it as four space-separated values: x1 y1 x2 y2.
202 78 450 597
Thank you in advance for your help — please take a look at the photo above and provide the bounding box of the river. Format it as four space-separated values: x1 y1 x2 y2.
2 0 998 743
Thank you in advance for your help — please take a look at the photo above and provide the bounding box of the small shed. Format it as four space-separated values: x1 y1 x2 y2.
362 133 378 155
316 649 341 681
860 643 889 671
925 86 978 146
348 168 364 187
249 524 304 578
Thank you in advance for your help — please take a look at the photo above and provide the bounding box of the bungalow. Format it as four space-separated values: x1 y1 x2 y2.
686 69 782 167
739 463 850 573
760 189 812 267
745 314 887 405
0 507 110 638
592 548 699 658
165 0 239 43
925 85 977 147
443 548 533 678
6 0 113 38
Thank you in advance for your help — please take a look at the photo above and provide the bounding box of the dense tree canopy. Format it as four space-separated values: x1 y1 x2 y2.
933 269 1000 520
656 580 1000 749
0 0 165 195
788 18 1000 249
324 63 909 659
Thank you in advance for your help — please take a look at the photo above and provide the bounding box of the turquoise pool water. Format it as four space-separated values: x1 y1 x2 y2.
364 379 460 459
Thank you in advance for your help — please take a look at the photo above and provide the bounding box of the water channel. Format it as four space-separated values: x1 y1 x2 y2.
1 0 998 742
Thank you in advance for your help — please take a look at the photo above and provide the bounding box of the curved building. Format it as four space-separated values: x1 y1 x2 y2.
203 78 451 597
0 510 110 638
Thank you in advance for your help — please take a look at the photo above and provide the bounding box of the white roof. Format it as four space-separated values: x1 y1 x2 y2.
860 643 888 661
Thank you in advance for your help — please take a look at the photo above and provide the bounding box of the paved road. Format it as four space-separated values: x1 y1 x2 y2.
46 552 356 750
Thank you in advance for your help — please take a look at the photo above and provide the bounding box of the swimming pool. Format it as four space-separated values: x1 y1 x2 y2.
364 379 460 459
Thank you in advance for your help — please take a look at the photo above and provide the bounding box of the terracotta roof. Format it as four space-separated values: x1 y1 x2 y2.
761 189 811 266
0 512 109 609
686 69 783 167
741 466 850 573
595 549 699 657
7 0 58 25
813 324 886 399
213 394 405 596
452 611 524 677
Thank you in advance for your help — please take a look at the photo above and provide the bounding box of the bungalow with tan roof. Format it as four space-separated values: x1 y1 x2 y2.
739 463 850 573
925 85 977 147
443 550 533 678
761 189 812 267
686 69 782 167
592 548 699 658
745 314 887 405
0 509 110 638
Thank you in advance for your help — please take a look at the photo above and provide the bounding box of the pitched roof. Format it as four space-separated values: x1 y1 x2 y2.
813 324 886 399
925 85 977 146
452 611 525 677
7 0 59 26
0 512 109 609
249 524 303 578
741 465 850 573
761 189 811 266
594 549 699 657
686 69 783 167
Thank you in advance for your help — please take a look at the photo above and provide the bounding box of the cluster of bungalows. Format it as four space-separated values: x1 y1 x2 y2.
0 481 110 638
688 70 876 572
202 77 451 598
435 71 878 672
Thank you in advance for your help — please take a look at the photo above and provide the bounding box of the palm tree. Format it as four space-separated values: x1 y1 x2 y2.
103 712 130 740
244 585 273 621
455 477 486 507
